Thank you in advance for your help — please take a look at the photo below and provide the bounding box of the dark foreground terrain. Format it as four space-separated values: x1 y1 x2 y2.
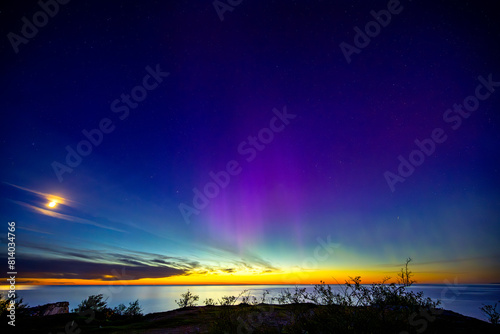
4 304 499 334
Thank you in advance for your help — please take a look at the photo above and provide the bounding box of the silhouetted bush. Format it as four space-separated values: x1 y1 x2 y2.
201 258 445 333
204 297 216 306
175 289 199 308
0 294 29 320
73 294 143 321
73 294 108 313
118 299 143 317
480 301 499 325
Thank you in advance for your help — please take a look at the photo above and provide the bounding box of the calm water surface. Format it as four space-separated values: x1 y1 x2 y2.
5 284 500 322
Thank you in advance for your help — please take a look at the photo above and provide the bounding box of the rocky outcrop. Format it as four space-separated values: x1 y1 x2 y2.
28 302 69 316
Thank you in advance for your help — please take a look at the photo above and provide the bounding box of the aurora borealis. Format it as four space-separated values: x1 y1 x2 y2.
1 0 499 286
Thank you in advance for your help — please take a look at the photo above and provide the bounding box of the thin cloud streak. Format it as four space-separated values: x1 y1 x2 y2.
3 182 77 207
11 200 126 233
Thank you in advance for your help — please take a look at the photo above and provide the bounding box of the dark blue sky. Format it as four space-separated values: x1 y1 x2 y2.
1 0 499 285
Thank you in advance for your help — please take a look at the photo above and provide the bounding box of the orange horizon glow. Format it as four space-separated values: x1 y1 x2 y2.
2 269 497 287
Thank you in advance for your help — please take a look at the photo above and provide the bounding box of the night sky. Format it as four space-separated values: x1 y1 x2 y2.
1 0 499 286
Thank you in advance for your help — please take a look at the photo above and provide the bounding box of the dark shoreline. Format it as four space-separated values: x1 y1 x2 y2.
4 303 499 334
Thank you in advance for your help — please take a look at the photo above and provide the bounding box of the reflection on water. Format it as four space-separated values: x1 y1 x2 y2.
3 284 499 322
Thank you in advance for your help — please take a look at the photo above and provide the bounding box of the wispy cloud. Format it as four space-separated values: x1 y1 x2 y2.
415 255 500 267
11 200 126 233
373 255 500 268
12 256 185 280
17 226 53 235
0 242 194 281
202 244 279 273
7 238 278 281
12 241 201 272
3 182 76 207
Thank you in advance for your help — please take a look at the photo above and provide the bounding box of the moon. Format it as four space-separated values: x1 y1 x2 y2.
48 201 57 208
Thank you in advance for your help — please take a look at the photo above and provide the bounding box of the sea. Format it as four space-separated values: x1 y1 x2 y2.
6 284 500 322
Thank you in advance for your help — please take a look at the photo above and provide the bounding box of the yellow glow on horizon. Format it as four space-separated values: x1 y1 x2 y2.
6 260 498 286
0 284 41 291
9 269 487 287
